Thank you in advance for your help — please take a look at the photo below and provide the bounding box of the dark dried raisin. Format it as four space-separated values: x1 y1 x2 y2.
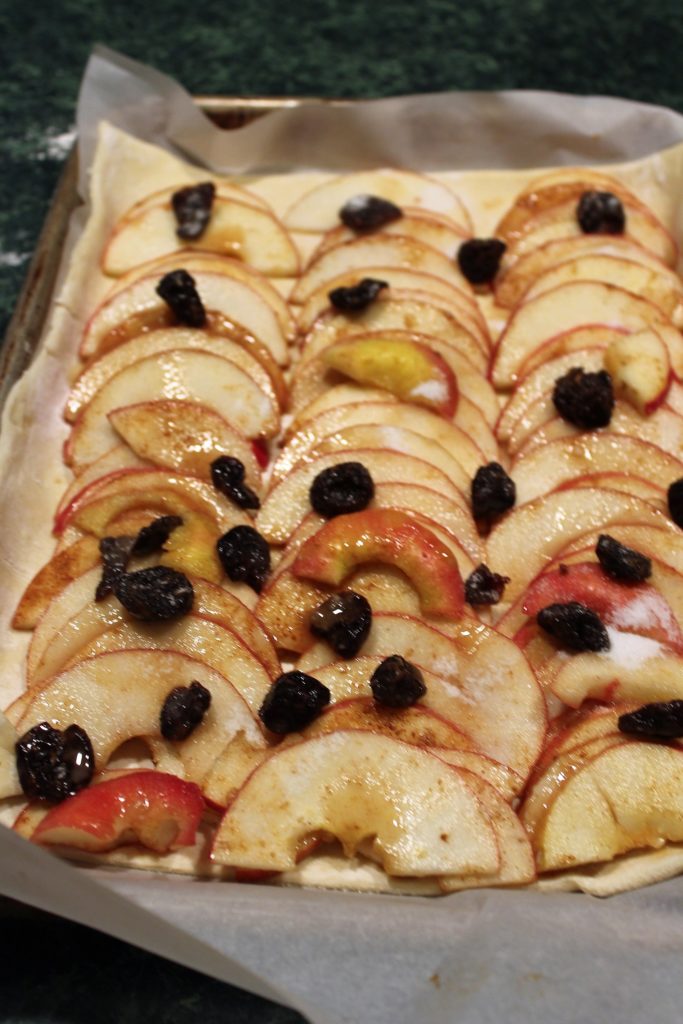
471 462 516 522
211 456 260 510
577 191 625 234
457 238 506 285
156 269 206 328
328 277 388 313
310 462 374 518
172 181 215 240
618 700 683 739
596 534 651 582
216 525 270 592
16 722 94 802
537 601 610 652
258 671 330 734
96 534 136 601
132 515 183 556
370 655 426 708
339 194 402 231
667 478 683 529
553 367 614 429
114 566 194 620
464 563 510 606
160 682 212 741
310 591 372 658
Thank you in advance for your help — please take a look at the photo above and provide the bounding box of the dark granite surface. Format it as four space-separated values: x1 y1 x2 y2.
3 1 683 1020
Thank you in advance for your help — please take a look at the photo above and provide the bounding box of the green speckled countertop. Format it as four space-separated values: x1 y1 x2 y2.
3 1 683 1020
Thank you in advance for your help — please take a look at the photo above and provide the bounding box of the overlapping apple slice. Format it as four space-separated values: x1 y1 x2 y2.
102 194 300 278
311 209 469 257
81 272 291 365
283 169 473 233
65 349 280 472
0 712 19 799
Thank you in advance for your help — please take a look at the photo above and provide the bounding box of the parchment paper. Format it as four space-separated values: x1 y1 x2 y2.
3 44 683 1024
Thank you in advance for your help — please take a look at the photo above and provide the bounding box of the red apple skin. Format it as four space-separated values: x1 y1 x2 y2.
53 467 152 536
31 771 205 853
292 508 465 618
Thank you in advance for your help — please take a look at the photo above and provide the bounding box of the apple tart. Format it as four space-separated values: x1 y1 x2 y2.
4 122 683 897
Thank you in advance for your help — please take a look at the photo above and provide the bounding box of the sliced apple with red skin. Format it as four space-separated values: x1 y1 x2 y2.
102 195 300 278
511 433 683 506
486 487 676 605
495 175 643 240
292 509 465 619
257 449 467 545
108 400 262 490
492 282 674 388
14 649 264 791
65 350 280 473
531 742 683 872
603 329 672 414
304 696 474 749
283 169 473 233
290 235 472 305
11 536 101 630
31 770 205 853
513 327 631 384
56 446 150 520
549 636 683 708
311 208 469 256
212 730 499 876
113 180 270 223
298 613 547 780
558 524 683 578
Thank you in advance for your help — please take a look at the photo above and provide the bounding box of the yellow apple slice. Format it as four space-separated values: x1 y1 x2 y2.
211 731 499 876
102 196 300 277
81 272 290 366
284 169 472 232
13 650 264 790
256 449 467 545
486 487 676 604
108 400 262 489
492 282 672 388
290 235 471 304
65 350 280 472
604 330 672 414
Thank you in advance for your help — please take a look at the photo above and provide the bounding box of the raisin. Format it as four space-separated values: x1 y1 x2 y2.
537 601 610 652
667 478 683 529
171 181 215 241
370 655 426 708
552 367 614 429
210 456 260 510
132 515 183 556
464 563 510 606
114 566 194 620
618 700 683 739
328 277 388 313
596 534 651 582
339 194 402 231
577 191 625 234
310 462 374 518
216 525 270 592
310 591 372 658
16 722 94 802
156 269 206 328
471 462 516 522
96 534 136 601
160 682 212 741
258 671 330 734
457 238 506 285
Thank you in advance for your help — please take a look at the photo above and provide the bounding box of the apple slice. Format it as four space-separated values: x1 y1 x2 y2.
549 637 683 708
14 649 264 786
311 210 469 259
55 446 150 520
103 195 300 278
257 449 466 544
604 329 672 414
290 235 472 304
533 742 683 871
304 696 475 750
0 712 19 799
495 175 642 240
558 524 683 578
511 433 683 506
292 509 464 618
11 537 101 630
114 180 270 222
212 731 499 876
108 400 262 489
486 487 676 604
284 169 472 233
65 350 279 472
82 271 290 366
32 771 205 853
493 282 673 388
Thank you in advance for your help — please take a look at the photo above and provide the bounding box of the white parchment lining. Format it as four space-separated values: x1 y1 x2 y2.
3 44 683 1024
